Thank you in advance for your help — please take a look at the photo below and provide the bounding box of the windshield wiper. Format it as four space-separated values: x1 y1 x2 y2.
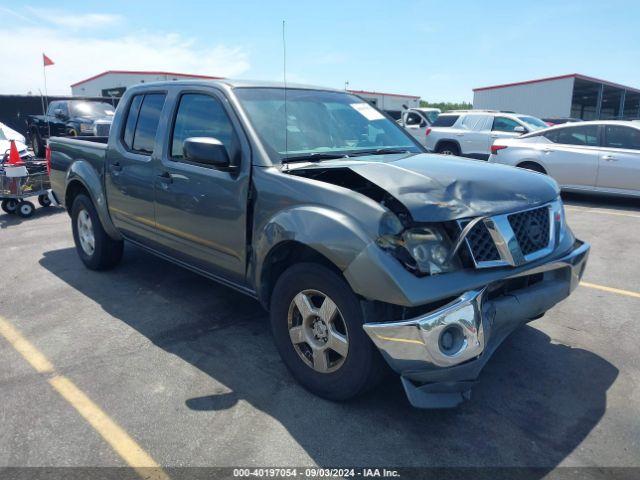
348 148 412 157
281 152 348 164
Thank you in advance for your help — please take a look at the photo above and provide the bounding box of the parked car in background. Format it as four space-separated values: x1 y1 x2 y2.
0 122 27 144
424 110 548 160
49 79 589 409
489 121 640 197
542 117 583 126
0 125 31 162
26 100 115 158
399 107 440 144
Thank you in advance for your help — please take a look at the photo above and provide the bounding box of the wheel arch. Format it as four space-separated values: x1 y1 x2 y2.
516 160 547 174
65 162 122 240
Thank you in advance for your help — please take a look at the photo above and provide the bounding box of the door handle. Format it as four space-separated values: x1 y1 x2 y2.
111 161 122 172
543 148 554 153
157 171 173 184
602 155 617 161
456 133 464 137
490 134 499 138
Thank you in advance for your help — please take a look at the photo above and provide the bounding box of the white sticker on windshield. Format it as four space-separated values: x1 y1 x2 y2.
350 103 385 121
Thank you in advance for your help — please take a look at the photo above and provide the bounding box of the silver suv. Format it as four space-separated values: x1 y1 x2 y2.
424 110 548 160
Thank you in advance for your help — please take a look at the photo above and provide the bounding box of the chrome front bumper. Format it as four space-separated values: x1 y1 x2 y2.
363 240 590 408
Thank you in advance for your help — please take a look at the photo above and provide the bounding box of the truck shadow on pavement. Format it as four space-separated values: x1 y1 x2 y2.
40 245 618 471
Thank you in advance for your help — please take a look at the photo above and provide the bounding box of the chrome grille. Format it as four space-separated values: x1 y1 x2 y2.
508 206 550 256
94 121 111 137
463 220 500 263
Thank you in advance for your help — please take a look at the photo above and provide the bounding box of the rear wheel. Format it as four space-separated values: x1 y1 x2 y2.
38 194 52 207
71 194 123 270
436 142 460 156
30 132 44 158
1 199 19 214
270 263 386 401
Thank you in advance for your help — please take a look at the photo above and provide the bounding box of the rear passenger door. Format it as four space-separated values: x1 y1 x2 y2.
105 92 167 241
459 115 491 159
153 88 250 284
540 124 600 187
596 125 640 193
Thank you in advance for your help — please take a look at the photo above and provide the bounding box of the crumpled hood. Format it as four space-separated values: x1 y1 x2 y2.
293 153 560 222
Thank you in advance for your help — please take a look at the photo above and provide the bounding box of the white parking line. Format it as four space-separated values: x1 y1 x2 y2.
565 206 640 219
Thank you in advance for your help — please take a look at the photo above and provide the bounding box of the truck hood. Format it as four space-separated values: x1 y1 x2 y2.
289 153 560 222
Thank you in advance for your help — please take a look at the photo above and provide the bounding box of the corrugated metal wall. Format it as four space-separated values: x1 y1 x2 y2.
473 77 574 118
0 95 119 138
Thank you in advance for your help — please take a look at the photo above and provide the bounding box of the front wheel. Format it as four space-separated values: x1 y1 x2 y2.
71 194 123 270
30 132 44 158
270 263 386 401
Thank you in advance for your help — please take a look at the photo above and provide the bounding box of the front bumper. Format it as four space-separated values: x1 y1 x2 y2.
363 240 590 408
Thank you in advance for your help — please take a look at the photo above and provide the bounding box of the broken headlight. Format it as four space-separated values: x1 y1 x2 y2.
377 214 461 276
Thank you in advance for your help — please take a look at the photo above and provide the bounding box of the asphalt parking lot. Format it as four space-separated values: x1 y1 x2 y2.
1 192 639 477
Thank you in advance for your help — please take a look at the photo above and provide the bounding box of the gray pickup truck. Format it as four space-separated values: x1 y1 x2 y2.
49 80 590 408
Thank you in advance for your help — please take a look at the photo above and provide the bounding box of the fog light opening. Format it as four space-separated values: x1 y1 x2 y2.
439 325 465 356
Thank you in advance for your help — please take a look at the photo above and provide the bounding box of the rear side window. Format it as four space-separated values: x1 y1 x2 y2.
122 95 143 149
432 115 459 127
121 93 166 154
545 125 598 146
170 93 239 161
603 125 640 150
461 115 489 131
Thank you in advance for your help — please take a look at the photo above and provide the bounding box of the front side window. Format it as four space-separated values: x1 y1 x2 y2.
545 125 599 146
171 93 239 160
235 88 420 161
517 116 548 131
492 116 521 132
405 112 423 126
47 102 59 116
131 94 166 154
603 125 640 150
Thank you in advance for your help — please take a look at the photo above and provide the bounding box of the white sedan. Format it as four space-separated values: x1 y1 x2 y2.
488 120 640 198
0 123 30 161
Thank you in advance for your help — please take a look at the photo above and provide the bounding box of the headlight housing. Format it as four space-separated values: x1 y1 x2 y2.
377 213 461 276
79 123 93 134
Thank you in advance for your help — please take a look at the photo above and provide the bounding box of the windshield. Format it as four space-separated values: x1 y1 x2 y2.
517 115 548 131
235 88 421 162
69 101 115 118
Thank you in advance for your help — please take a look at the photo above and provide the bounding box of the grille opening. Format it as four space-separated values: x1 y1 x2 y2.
508 206 550 256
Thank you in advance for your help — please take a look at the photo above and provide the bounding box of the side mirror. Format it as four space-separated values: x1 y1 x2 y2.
183 137 232 169
514 125 527 134
54 109 66 119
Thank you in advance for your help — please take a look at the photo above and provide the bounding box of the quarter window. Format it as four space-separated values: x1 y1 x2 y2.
492 117 521 132
170 93 238 161
545 125 598 146
603 125 640 150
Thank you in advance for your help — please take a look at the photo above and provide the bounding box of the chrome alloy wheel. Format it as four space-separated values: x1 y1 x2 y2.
77 209 95 256
287 289 349 373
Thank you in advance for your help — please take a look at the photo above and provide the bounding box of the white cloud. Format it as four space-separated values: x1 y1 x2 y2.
0 25 250 95
25 7 124 29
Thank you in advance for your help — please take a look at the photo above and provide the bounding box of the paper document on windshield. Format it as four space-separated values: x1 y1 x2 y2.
350 103 385 121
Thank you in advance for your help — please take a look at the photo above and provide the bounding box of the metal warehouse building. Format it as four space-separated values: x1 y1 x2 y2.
473 74 640 120
347 89 420 119
71 70 224 98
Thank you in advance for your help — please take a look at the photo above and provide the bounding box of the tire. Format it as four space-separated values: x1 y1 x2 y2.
71 194 123 270
1 199 19 214
436 142 460 156
16 201 35 218
38 194 52 207
30 131 44 159
270 263 387 401
518 162 546 174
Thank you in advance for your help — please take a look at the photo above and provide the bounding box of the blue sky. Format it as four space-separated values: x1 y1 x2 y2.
1 0 639 101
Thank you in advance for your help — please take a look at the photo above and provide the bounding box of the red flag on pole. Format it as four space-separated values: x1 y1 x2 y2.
43 53 54 67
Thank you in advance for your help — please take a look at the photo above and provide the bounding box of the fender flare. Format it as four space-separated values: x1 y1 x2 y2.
252 205 373 298
66 160 122 240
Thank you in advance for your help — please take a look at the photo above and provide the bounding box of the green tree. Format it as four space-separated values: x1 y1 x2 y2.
420 100 473 112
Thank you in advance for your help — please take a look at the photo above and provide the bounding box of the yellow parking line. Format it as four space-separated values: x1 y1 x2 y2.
0 316 169 480
581 281 640 299
565 206 640 219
